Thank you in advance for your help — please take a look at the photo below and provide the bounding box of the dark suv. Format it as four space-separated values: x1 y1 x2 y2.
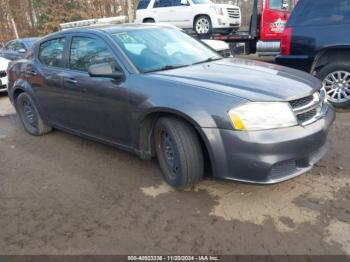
0 38 39 61
276 0 350 107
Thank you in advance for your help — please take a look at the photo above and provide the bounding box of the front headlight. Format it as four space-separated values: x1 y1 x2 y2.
211 6 224 16
228 102 298 131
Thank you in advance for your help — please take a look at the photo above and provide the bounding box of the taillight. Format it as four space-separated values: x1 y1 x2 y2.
280 27 292 55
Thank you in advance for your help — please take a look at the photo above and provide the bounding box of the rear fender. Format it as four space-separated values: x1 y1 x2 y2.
11 79 47 121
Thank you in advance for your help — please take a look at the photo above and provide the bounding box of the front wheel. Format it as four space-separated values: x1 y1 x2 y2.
194 16 212 35
316 61 350 108
154 117 204 190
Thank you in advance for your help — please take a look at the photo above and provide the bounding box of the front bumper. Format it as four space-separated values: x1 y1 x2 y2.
202 106 335 184
213 16 240 30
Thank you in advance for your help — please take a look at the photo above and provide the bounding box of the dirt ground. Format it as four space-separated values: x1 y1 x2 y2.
0 92 349 255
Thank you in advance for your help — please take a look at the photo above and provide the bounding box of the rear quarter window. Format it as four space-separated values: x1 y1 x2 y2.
137 0 151 9
288 0 350 27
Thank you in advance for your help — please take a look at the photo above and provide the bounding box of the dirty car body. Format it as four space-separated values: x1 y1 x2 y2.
7 24 335 188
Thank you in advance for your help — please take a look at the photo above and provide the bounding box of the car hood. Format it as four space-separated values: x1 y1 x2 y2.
150 58 322 102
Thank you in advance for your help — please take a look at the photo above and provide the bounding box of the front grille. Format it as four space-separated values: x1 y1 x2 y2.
0 70 6 78
296 108 317 123
289 95 313 109
227 8 240 19
289 91 326 126
270 160 297 180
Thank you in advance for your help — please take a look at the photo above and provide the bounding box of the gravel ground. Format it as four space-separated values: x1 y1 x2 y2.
0 91 349 255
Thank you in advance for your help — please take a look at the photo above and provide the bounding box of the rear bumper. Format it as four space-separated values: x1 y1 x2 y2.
276 55 314 72
202 105 335 184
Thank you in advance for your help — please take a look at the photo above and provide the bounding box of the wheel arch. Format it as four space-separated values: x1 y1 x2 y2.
193 14 213 27
142 17 155 23
311 46 350 74
11 80 47 121
137 108 214 176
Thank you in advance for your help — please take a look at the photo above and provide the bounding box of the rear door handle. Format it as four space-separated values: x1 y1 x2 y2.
27 70 38 76
65 78 78 84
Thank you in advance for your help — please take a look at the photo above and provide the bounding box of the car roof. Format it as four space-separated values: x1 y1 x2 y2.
43 23 177 39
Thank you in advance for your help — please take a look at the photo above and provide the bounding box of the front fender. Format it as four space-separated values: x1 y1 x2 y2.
138 95 218 129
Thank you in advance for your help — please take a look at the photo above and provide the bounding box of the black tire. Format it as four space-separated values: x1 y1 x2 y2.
16 92 52 136
143 18 155 23
194 15 212 35
154 117 204 190
316 61 350 108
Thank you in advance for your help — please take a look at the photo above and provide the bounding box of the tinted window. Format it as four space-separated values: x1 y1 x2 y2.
39 38 66 67
154 0 172 8
69 37 116 72
137 0 150 9
288 0 350 26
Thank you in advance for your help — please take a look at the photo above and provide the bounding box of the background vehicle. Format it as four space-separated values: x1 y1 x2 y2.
7 24 334 190
276 0 350 108
0 57 10 92
135 0 241 35
211 0 297 56
0 38 39 61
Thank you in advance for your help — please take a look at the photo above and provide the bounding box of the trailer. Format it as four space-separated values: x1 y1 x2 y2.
207 0 298 56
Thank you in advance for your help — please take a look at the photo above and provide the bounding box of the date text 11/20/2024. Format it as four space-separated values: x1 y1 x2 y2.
127 255 221 261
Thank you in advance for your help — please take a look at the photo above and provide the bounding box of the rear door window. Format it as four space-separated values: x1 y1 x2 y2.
288 0 350 26
154 0 172 8
38 38 66 67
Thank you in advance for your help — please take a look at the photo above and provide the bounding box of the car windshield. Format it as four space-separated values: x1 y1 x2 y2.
192 0 212 4
23 38 38 48
111 28 222 73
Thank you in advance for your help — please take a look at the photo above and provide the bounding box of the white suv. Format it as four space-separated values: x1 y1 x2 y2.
135 0 241 35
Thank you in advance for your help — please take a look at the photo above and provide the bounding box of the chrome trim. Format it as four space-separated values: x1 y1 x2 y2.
291 91 328 126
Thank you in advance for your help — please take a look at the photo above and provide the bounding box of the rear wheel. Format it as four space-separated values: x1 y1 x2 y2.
16 92 52 136
154 117 204 190
316 61 350 108
194 15 212 35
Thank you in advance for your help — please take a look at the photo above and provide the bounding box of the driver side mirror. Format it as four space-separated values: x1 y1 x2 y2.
88 63 123 79
181 0 189 6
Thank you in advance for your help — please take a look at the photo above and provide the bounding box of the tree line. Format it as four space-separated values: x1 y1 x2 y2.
0 0 253 45
0 0 137 44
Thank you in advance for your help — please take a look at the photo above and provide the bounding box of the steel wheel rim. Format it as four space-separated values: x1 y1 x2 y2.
196 18 210 34
322 70 350 103
22 100 37 128
160 131 179 179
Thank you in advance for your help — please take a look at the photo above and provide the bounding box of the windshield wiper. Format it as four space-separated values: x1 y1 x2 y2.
145 64 189 73
192 57 223 65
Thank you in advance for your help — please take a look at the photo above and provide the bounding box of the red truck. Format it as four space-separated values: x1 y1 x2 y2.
210 0 298 56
